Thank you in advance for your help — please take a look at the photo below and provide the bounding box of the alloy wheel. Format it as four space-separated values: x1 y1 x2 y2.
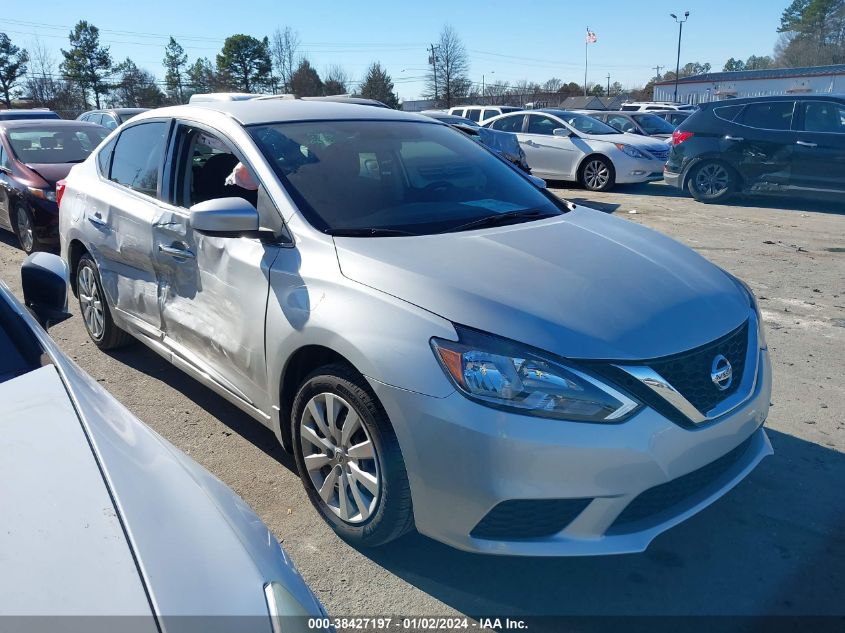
299 392 380 524
78 265 105 340
16 207 34 253
694 163 730 197
584 160 610 190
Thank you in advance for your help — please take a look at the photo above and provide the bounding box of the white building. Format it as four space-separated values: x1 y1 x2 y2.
654 64 845 104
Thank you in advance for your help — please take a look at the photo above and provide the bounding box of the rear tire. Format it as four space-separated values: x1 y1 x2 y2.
687 161 736 203
76 254 133 350
579 156 615 192
292 364 413 547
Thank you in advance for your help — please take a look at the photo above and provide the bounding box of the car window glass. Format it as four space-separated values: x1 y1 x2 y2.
102 114 119 130
8 127 109 165
801 102 845 134
527 115 563 135
451 109 464 117
607 115 634 132
250 120 563 236
174 126 258 209
481 109 497 121
738 101 795 130
713 105 743 122
96 137 117 177
0 144 10 169
633 114 675 135
490 114 524 133
110 121 169 197
465 109 481 122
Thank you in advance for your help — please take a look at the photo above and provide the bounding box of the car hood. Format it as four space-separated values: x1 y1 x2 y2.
334 206 749 360
25 162 74 187
0 365 155 619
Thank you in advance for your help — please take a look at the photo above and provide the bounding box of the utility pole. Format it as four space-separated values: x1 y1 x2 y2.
428 43 439 105
607 73 611 96
670 12 690 103
654 65 663 80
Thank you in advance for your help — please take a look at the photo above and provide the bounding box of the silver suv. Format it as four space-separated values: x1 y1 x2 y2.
60 100 772 556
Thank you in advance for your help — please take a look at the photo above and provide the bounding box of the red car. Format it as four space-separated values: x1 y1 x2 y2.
0 120 108 253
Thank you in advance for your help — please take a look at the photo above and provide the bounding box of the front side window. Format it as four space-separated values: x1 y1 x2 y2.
0 143 10 169
801 101 845 134
606 115 636 133
489 114 524 133
737 101 795 131
526 115 564 136
250 120 564 235
7 126 108 165
110 121 169 197
555 112 619 135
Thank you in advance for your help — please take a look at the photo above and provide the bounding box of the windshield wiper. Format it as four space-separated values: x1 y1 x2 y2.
327 227 419 237
443 209 554 233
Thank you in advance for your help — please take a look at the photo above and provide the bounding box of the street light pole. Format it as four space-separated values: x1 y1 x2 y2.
670 11 690 103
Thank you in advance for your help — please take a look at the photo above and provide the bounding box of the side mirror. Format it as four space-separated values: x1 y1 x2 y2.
190 197 260 238
21 253 72 330
552 128 572 137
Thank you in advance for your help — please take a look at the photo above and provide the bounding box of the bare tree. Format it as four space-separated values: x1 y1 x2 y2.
484 80 509 105
323 65 350 95
271 26 300 93
542 77 563 93
425 25 470 107
24 38 77 114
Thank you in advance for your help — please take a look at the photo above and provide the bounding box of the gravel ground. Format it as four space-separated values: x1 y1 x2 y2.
1 181 842 627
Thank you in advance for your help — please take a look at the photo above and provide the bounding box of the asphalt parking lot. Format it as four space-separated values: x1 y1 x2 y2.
0 181 842 627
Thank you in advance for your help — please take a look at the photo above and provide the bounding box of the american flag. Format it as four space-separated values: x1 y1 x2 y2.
586 29 597 44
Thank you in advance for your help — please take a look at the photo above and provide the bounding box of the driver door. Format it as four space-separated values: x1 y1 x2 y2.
520 114 579 179
153 121 288 413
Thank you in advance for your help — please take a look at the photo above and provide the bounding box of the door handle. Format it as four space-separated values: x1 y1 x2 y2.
87 212 106 227
796 140 818 148
724 135 744 142
158 244 195 259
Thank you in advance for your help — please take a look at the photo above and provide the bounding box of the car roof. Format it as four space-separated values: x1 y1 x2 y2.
136 99 425 126
0 119 105 132
698 93 845 108
85 108 149 115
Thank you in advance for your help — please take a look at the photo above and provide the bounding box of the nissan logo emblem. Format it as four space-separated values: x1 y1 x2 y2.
711 354 733 391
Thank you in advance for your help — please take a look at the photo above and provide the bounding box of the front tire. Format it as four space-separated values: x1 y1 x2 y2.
687 160 736 203
14 205 39 254
579 156 615 191
292 364 413 547
76 254 133 349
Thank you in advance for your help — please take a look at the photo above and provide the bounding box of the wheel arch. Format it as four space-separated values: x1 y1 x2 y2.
681 155 743 191
576 152 616 182
67 239 91 296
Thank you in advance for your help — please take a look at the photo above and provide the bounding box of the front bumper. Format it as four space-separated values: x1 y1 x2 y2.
614 155 666 184
368 348 772 556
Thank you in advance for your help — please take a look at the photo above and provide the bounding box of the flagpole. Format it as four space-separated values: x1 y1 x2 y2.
584 27 588 96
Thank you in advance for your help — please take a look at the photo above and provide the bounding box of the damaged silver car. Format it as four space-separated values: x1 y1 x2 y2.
60 101 772 556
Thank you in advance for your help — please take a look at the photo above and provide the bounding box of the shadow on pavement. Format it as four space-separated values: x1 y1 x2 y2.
361 429 844 623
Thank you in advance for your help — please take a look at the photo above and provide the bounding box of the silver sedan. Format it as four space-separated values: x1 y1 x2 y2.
60 100 772 556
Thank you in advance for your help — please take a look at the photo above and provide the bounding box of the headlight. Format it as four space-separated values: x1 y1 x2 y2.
265 581 332 633
615 143 647 159
727 273 767 350
431 327 640 422
27 186 57 202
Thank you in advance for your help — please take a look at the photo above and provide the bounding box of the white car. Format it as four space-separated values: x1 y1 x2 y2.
483 109 670 191
448 105 521 124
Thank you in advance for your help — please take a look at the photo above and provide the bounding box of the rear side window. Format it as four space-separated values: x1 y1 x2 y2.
713 105 743 122
465 109 481 122
481 109 498 121
109 121 169 197
801 101 845 134
451 108 464 117
0 144 10 169
737 101 795 130
489 114 524 133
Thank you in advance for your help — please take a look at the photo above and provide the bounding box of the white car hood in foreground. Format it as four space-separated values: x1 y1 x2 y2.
0 365 154 619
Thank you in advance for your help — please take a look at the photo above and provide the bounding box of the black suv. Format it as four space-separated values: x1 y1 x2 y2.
665 94 845 202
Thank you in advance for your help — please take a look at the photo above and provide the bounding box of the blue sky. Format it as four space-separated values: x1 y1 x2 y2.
5 0 786 101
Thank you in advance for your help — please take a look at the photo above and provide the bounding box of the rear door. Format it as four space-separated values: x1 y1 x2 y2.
723 100 797 190
791 99 845 194
152 120 287 412
89 120 172 334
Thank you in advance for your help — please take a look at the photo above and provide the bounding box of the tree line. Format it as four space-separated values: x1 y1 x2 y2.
1 1 842 113
0 22 400 114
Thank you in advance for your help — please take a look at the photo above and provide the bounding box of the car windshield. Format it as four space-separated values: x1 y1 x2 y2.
632 113 675 135
554 112 619 135
250 119 563 235
0 111 60 120
8 126 109 164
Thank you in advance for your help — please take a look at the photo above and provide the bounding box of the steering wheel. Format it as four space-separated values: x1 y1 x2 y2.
423 181 455 193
